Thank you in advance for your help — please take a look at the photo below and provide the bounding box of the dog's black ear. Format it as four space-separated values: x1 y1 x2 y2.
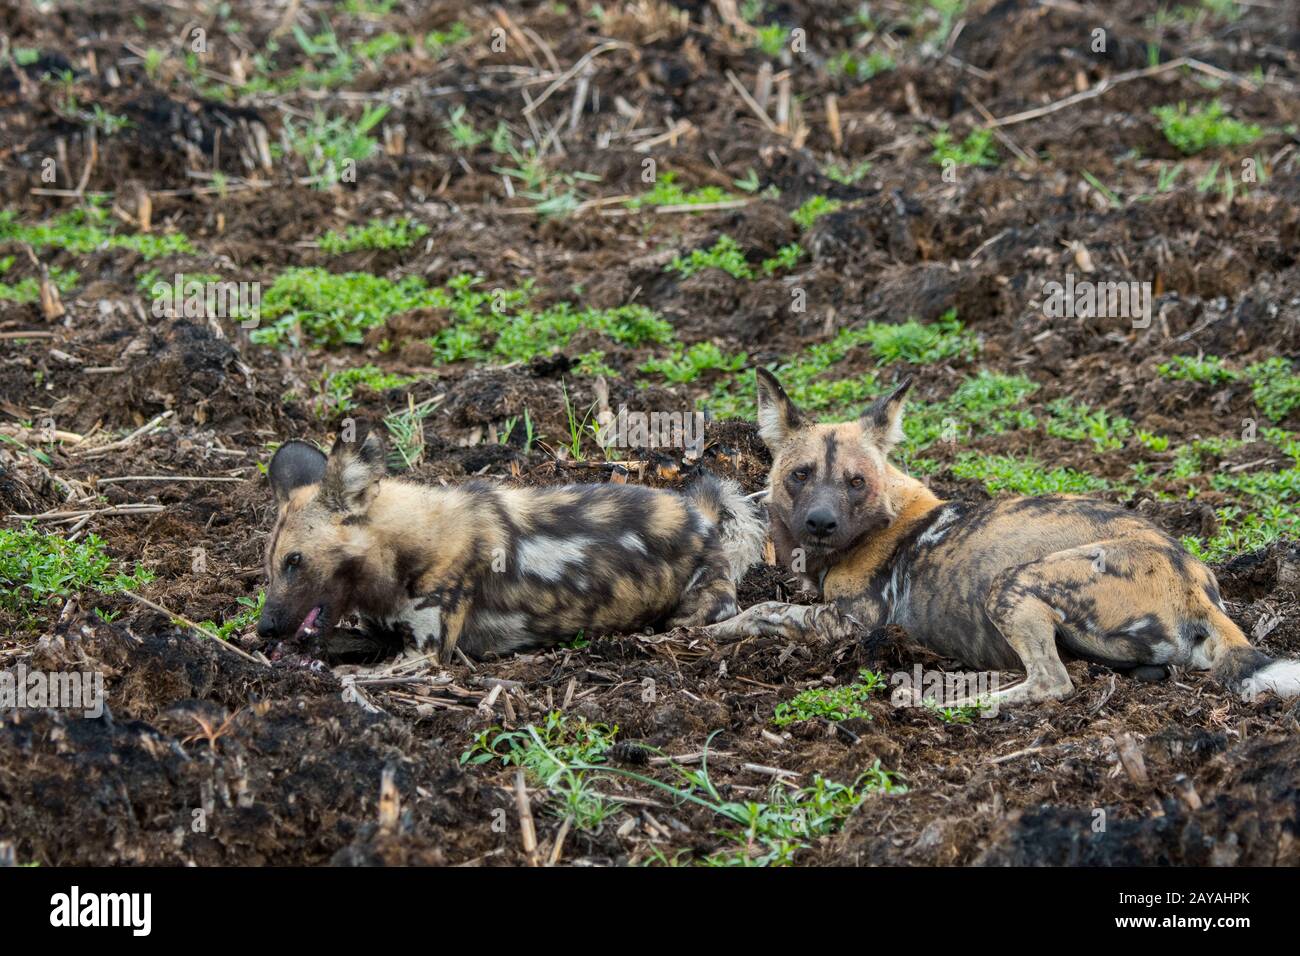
860 376 912 453
319 425 387 515
755 367 805 449
267 441 327 506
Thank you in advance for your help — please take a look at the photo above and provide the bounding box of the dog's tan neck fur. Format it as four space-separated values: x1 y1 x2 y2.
821 465 943 600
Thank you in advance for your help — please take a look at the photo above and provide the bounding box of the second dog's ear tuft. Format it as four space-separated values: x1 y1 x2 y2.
319 425 387 515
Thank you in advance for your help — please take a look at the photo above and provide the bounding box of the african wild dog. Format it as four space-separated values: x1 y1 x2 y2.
704 368 1300 706
257 425 765 662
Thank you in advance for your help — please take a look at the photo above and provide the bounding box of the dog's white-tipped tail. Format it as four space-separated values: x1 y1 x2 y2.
1202 601 1300 701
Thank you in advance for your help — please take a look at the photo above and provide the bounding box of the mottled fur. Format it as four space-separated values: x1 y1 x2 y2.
257 426 764 661
705 368 1299 706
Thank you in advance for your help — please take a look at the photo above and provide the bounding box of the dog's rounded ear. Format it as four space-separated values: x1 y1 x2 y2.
267 441 327 505
755 367 804 449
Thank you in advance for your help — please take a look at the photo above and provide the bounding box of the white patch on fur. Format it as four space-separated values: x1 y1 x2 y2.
1052 607 1067 622
882 415 905 449
386 603 442 651
517 535 593 581
756 398 785 445
1189 637 1214 670
620 532 647 555
1123 615 1156 635
1242 659 1300 699
918 506 960 547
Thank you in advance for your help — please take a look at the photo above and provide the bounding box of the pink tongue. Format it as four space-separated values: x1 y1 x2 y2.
297 606 321 636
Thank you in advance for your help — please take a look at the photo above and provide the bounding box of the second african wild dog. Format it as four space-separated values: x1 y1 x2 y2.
704 368 1300 707
257 425 766 662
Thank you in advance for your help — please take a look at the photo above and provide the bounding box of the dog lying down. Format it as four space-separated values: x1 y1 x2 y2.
256 426 766 664
701 368 1300 707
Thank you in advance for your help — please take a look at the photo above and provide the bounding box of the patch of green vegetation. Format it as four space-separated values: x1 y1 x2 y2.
773 670 884 726
282 104 388 187
666 235 804 281
624 746 902 866
704 311 977 420
753 23 790 58
1185 506 1297 563
318 217 429 253
490 140 601 218
320 364 419 411
424 22 473 58
626 172 738 210
0 257 79 303
435 299 673 365
1157 353 1240 385
668 235 754 280
791 194 843 230
640 341 748 383
444 104 486 151
928 702 985 725
760 242 804 275
384 396 440 470
930 127 999 168
1245 357 1300 422
1156 355 1298 421
253 268 441 348
463 711 621 830
0 526 154 625
823 159 872 185
859 309 974 365
950 453 1109 495
826 49 895 81
258 268 671 359
1153 100 1262 155
901 370 1038 451
1043 397 1132 452
0 205 193 259
1175 428 1300 561
574 350 617 377
199 592 264 641
1136 430 1170 452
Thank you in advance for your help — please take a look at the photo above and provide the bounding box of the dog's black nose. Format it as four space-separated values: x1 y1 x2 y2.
805 509 837 536
256 615 279 639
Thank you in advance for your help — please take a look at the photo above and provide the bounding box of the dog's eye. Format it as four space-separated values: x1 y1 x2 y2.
284 552 302 570
849 476 865 489
792 469 809 482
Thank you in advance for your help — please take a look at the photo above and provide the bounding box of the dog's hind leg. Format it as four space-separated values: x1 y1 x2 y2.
949 535 1187 708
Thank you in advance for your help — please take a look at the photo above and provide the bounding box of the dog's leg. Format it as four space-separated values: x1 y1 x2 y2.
666 563 739 628
946 589 1074 708
701 601 857 643
946 538 1179 708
